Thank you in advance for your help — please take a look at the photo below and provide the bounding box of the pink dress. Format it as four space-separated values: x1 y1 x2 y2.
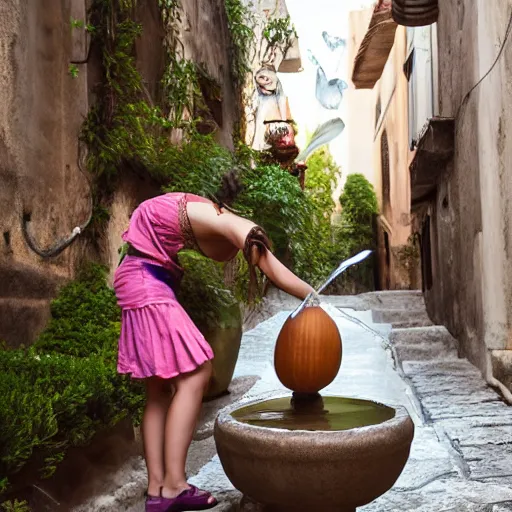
113 192 215 379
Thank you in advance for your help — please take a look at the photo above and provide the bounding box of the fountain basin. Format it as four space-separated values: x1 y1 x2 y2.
214 395 414 512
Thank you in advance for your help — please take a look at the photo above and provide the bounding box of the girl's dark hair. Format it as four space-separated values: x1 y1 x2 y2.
213 168 244 207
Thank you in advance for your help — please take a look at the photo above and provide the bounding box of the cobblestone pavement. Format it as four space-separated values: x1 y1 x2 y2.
77 291 512 512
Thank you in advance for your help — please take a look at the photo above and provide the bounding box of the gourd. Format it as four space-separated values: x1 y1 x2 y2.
274 306 342 394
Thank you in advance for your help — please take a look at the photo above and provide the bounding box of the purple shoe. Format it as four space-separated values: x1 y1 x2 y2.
145 486 217 512
145 493 174 512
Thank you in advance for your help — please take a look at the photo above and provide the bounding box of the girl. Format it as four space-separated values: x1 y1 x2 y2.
113 171 314 512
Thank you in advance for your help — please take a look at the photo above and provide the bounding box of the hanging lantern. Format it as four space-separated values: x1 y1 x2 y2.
274 306 342 394
392 0 439 27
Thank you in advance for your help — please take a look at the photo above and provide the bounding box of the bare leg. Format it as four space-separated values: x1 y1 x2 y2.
143 377 173 496
161 361 213 500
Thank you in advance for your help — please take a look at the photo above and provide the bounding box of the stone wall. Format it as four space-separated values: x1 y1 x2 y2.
424 0 512 392
0 0 239 346
0 0 90 347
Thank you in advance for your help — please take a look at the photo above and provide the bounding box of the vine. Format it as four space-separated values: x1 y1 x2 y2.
224 0 255 141
224 0 255 88
158 0 205 126
77 0 218 238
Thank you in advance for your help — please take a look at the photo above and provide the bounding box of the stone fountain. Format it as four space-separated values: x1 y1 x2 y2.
213 252 415 511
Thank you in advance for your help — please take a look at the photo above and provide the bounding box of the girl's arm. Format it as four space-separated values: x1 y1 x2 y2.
218 213 314 300
186 202 315 300
256 248 314 300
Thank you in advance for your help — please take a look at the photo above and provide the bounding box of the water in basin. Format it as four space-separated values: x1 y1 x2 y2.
232 395 396 431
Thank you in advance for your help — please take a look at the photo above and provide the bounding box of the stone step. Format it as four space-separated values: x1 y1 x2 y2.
361 290 425 309
390 326 458 361
395 343 459 362
371 307 433 327
322 290 425 312
391 326 457 347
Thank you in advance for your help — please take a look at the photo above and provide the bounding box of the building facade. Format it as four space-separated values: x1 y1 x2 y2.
348 3 421 291
411 1 512 398
350 0 512 398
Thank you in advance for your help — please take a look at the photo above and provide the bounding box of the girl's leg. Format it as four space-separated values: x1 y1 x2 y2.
143 377 173 496
161 361 212 498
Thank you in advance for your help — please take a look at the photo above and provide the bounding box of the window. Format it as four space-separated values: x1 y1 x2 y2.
403 49 415 81
375 96 382 129
381 130 391 216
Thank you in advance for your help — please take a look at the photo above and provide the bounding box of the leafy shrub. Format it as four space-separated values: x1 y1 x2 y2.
0 499 30 512
339 173 379 238
234 162 338 288
160 132 234 198
32 265 120 358
0 264 145 495
333 173 379 292
177 251 239 330
0 351 120 479
304 146 340 216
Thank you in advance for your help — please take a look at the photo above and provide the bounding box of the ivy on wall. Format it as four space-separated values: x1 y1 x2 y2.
224 0 255 90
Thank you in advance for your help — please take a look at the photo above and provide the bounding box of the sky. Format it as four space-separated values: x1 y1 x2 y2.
278 0 375 176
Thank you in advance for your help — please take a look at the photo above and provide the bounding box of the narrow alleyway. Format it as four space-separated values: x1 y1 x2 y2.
77 291 512 512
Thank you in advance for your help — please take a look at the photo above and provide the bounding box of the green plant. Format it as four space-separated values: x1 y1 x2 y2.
81 0 213 196
261 15 297 63
32 264 121 358
68 64 79 78
0 264 144 495
160 132 234 197
339 174 379 225
304 146 340 217
178 251 238 329
234 162 337 287
158 0 204 126
224 0 255 87
332 173 379 291
1 499 30 512
70 17 85 29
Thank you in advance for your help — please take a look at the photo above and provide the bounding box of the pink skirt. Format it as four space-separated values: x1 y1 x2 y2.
113 256 214 379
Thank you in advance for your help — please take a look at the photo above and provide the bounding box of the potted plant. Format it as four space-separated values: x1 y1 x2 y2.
177 251 243 400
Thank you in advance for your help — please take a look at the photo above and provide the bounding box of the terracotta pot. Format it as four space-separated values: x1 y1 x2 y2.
201 303 243 400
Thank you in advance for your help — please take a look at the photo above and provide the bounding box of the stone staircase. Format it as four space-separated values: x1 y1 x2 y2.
359 290 460 363
356 290 512 509
390 326 459 361
371 307 433 328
